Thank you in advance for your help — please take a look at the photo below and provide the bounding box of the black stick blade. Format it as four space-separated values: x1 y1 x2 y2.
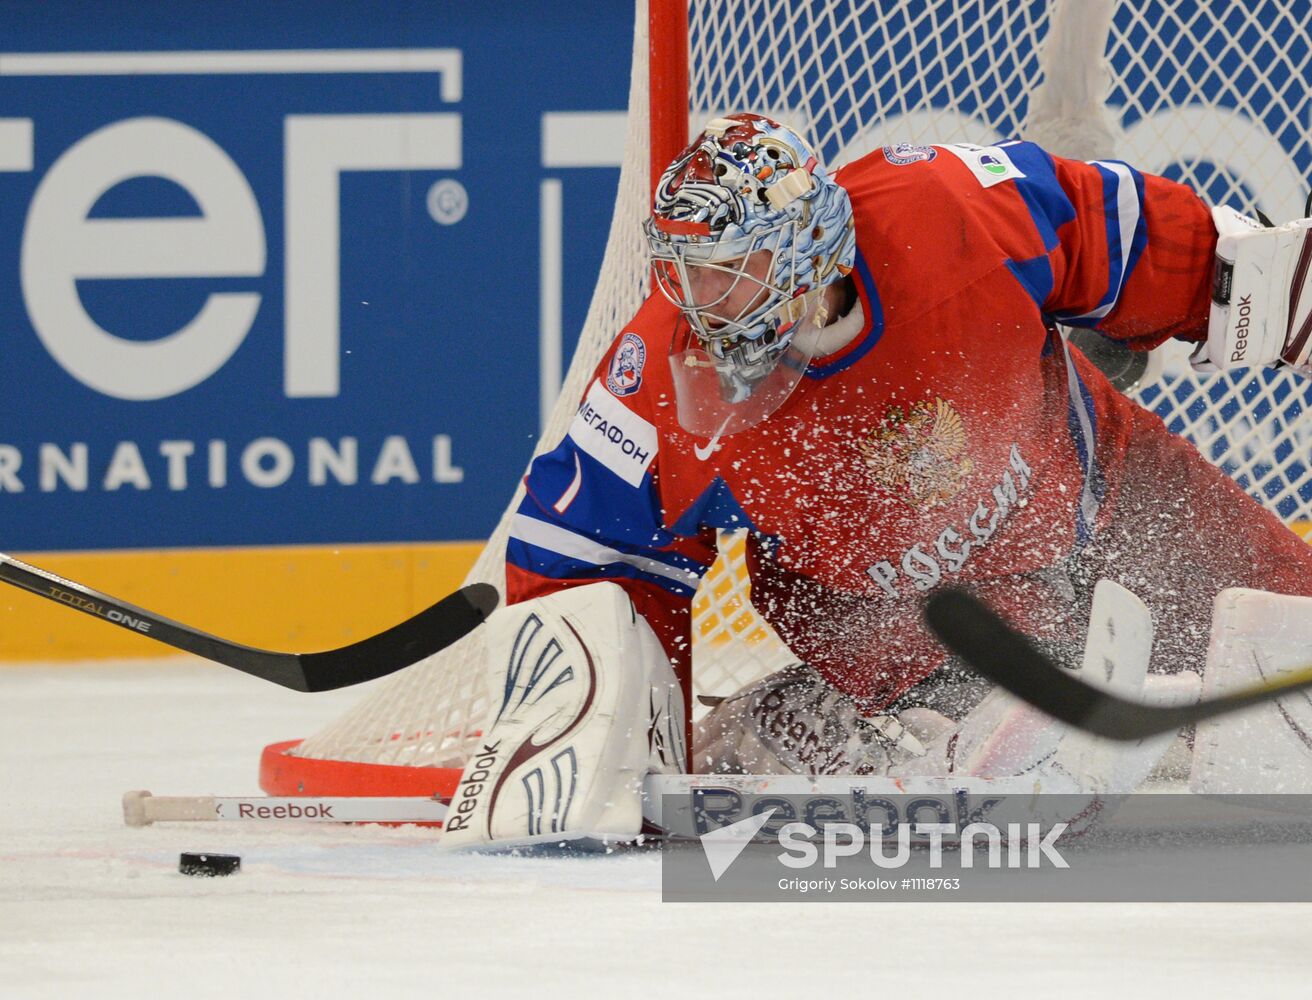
296 583 499 691
0 551 498 693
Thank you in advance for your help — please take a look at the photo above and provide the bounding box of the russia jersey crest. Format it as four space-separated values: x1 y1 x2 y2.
882 143 938 166
605 333 647 397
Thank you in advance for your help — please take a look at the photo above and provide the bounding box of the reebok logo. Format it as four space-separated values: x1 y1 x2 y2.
1230 294 1253 363
443 740 502 834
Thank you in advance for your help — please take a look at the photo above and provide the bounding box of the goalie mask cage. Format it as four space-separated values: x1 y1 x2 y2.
259 0 1312 798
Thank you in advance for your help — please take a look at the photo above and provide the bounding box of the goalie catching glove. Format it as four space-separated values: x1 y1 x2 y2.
694 662 945 775
1193 199 1312 374
438 582 685 851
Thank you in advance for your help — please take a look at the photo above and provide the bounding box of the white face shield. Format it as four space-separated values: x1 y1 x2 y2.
668 288 829 437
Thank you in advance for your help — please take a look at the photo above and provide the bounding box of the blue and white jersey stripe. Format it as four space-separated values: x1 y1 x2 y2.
507 511 707 598
1002 142 1076 254
1060 337 1105 543
1057 159 1148 326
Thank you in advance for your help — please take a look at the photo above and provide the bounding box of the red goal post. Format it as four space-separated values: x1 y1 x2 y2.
261 0 1312 800
648 0 690 197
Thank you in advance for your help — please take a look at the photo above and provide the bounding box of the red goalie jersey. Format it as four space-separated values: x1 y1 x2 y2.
507 141 1312 714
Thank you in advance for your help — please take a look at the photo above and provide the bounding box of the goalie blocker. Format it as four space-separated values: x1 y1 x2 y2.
438 582 686 850
1193 202 1312 374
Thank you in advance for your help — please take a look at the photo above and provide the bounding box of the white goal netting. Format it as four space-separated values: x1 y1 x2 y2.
279 0 1312 780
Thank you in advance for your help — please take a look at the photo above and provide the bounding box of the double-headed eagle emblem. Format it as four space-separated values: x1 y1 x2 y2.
857 397 974 511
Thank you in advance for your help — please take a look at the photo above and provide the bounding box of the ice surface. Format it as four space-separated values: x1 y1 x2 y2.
2 660 1310 998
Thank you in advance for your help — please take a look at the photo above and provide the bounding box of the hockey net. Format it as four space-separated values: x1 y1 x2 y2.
262 0 1312 796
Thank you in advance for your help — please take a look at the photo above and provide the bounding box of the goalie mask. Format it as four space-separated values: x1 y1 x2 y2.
645 113 856 435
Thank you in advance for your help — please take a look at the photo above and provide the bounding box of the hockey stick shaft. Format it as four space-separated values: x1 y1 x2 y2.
127 780 1312 840
125 777 1039 830
924 587 1312 740
0 552 498 692
122 791 447 826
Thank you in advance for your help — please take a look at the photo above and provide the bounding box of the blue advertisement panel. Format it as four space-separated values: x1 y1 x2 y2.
0 2 632 551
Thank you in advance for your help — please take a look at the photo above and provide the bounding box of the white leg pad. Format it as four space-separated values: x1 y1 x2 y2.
1192 588 1312 794
1056 580 1199 792
949 580 1189 793
439 582 685 850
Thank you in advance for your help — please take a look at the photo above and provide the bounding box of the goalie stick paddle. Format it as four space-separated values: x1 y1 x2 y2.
0 552 498 692
924 587 1312 740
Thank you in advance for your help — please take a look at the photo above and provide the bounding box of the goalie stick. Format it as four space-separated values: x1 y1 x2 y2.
924 587 1312 740
128 779 1312 842
0 552 498 692
122 791 448 826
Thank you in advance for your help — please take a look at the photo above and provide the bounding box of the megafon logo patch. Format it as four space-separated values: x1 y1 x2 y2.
699 808 776 881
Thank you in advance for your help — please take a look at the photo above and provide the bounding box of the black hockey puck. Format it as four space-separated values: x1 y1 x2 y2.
179 852 241 877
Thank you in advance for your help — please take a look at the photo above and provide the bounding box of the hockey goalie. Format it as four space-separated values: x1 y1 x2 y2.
440 114 1312 849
